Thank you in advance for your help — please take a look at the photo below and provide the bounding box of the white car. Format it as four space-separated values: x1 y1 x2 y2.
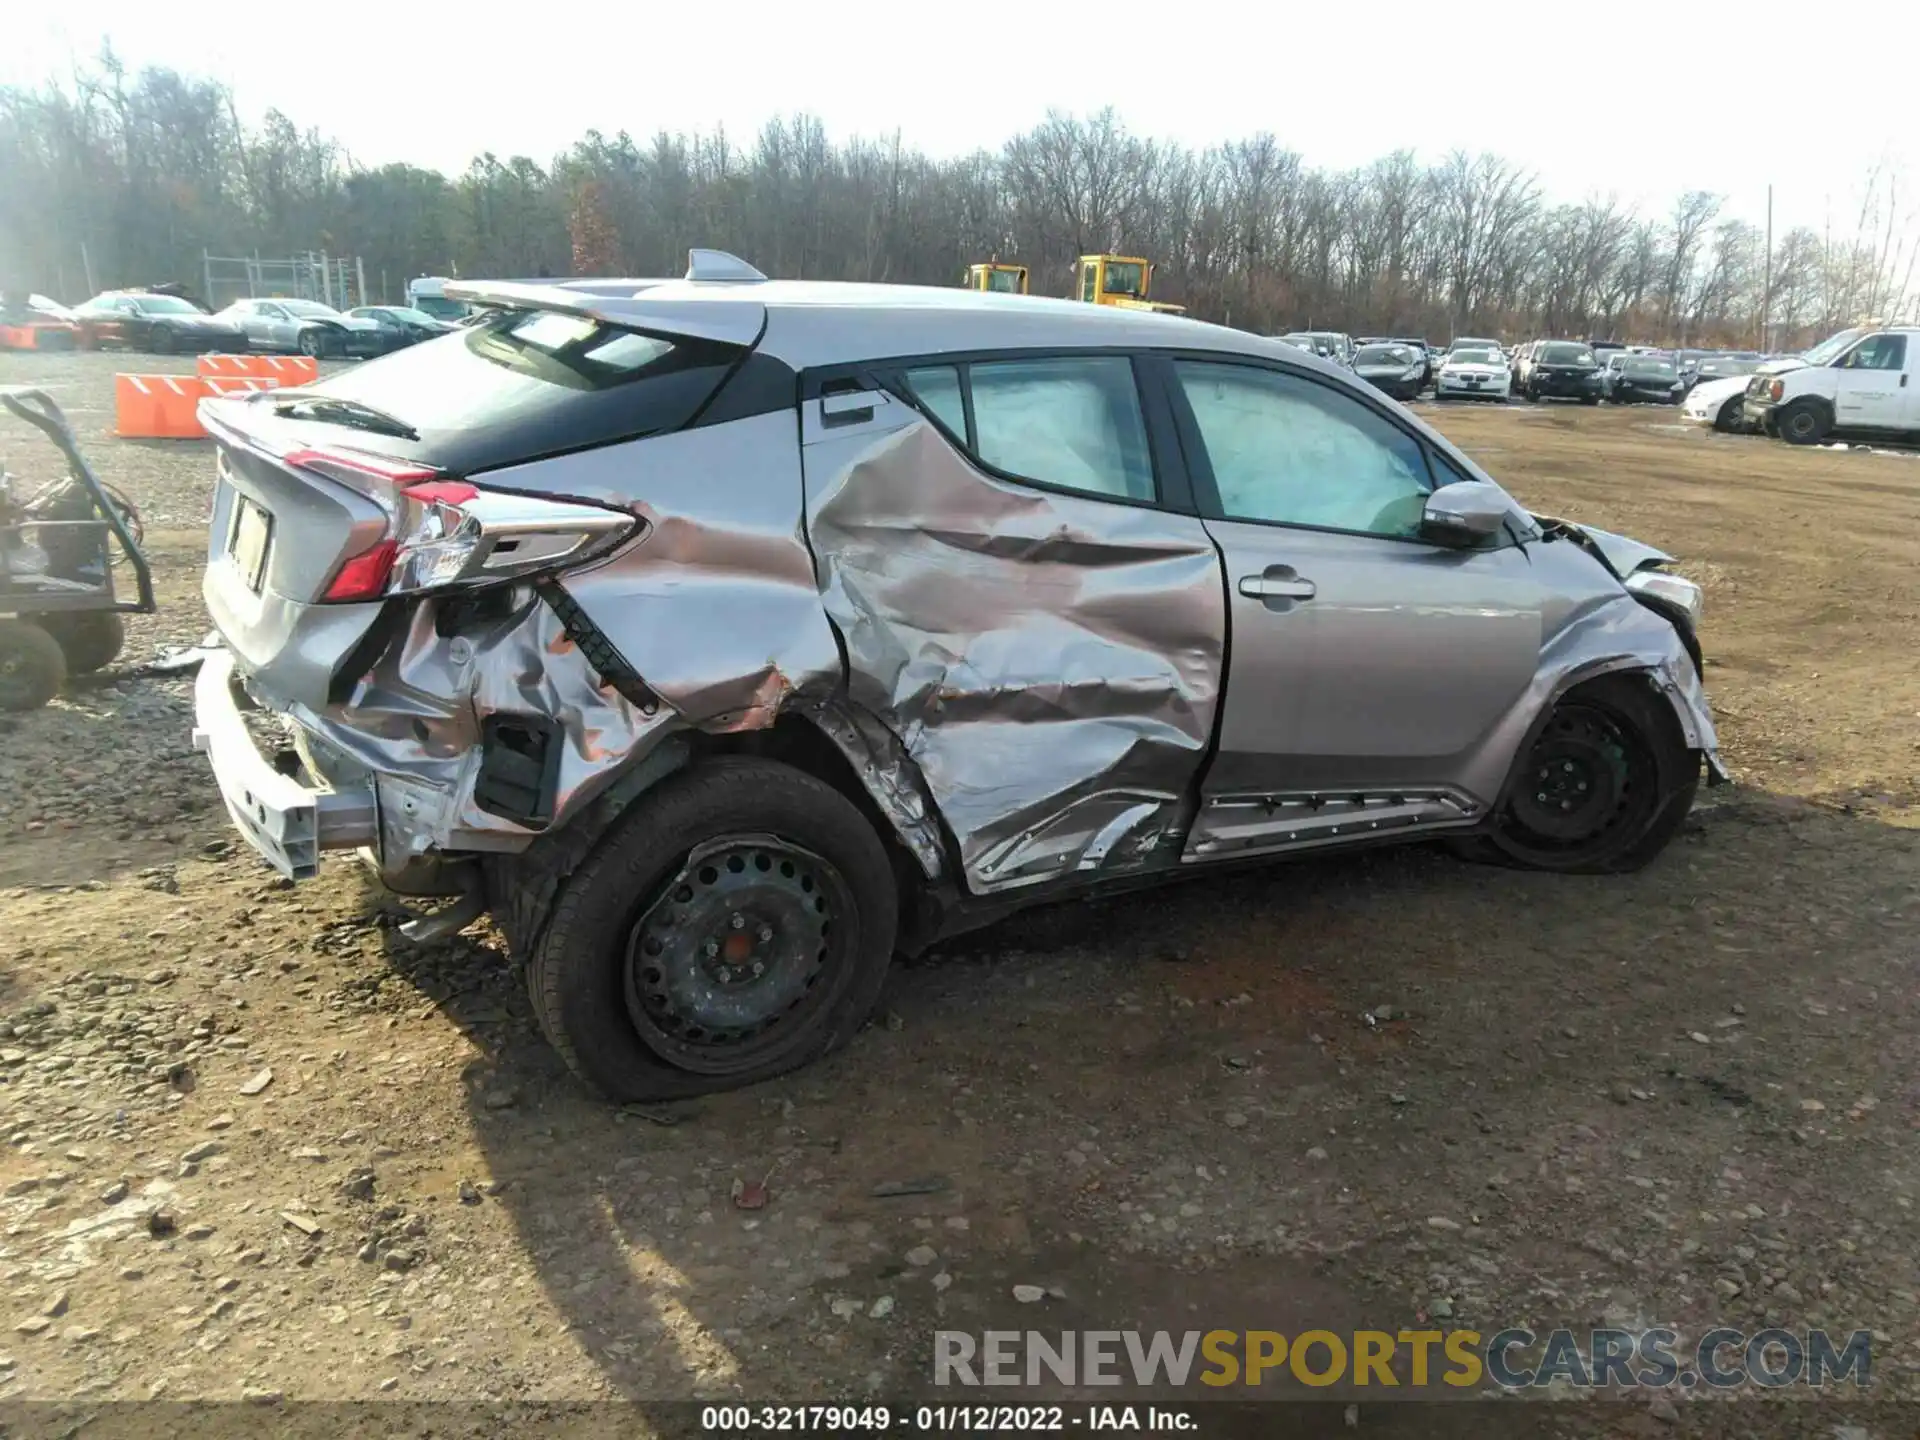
1680 374 1758 431
1435 347 1512 401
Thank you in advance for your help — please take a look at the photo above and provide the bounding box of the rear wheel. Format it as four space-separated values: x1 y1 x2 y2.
43 611 125 674
1777 399 1830 445
1486 675 1697 873
0 621 67 712
527 759 899 1102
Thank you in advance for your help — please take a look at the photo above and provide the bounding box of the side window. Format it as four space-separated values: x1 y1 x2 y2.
1176 361 1433 538
1080 263 1098 304
901 364 966 437
1840 334 1906 371
969 356 1154 502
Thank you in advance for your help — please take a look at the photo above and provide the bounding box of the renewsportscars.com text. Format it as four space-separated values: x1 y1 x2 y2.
934 1327 1871 1391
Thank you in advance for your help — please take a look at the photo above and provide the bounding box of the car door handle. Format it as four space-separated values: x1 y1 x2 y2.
1238 573 1316 601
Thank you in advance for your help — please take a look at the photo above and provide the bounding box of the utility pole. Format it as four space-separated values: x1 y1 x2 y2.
1760 184 1773 352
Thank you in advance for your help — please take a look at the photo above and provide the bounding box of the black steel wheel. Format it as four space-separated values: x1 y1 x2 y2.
147 324 175 355
0 621 67 712
623 835 853 1075
1714 395 1746 433
527 758 899 1102
1489 677 1697 873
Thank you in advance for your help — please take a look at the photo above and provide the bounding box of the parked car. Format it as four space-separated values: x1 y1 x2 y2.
1449 336 1504 360
1435 346 1512 400
1279 331 1355 365
71 291 248 354
1393 338 1437 386
0 293 82 352
1600 353 1686 404
214 298 386 358
1744 326 1920 445
1690 355 1763 387
190 251 1720 1101
1351 342 1427 401
346 305 459 351
1519 341 1603 404
1680 372 1762 432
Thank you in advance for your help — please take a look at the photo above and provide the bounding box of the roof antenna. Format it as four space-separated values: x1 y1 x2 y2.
686 249 768 283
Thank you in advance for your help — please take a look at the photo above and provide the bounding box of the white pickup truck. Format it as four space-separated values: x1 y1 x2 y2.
1742 326 1920 444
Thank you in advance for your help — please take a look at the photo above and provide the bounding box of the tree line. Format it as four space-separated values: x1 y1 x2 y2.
3 52 1916 347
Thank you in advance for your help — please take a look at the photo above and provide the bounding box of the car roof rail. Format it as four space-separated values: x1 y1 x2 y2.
686 249 768 284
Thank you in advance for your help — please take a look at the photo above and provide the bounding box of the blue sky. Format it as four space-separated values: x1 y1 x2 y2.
8 1 1917 241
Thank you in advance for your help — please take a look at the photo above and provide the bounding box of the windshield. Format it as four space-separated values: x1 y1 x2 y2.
1355 345 1415 365
1802 328 1867 366
1447 349 1496 365
130 295 200 315
1623 358 1677 377
1538 343 1596 366
984 268 1025 294
1101 261 1146 298
278 300 342 318
410 294 468 321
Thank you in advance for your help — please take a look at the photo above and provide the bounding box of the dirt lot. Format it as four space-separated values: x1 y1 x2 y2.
2 350 1919 1431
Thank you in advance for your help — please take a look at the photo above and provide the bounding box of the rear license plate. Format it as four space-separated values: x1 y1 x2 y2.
228 497 273 594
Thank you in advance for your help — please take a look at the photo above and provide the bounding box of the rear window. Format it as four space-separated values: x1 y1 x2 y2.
1538 343 1595 365
281 308 750 473
1355 345 1415 365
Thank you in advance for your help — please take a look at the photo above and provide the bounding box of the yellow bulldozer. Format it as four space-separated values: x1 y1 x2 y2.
964 262 1030 295
1074 254 1185 314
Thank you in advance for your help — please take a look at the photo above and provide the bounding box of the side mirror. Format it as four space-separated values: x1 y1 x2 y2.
1419 480 1513 547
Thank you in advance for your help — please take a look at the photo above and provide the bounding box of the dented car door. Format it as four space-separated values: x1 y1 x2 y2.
801 353 1227 895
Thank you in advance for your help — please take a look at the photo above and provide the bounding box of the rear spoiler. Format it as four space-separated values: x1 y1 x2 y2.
442 279 766 348
446 248 771 347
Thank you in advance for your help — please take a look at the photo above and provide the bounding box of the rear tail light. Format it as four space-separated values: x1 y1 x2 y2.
298 447 639 604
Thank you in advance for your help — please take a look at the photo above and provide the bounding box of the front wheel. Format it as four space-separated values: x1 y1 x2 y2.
147 325 174 355
1486 675 1697 873
527 758 899 1102
297 329 329 358
1713 396 1745 433
1777 399 1830 445
1580 395 1600 406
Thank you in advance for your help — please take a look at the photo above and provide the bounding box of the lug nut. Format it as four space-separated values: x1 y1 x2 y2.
703 939 720 958
750 961 765 978
729 913 746 931
757 925 773 943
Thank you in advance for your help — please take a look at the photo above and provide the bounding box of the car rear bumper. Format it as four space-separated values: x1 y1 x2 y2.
190 647 377 879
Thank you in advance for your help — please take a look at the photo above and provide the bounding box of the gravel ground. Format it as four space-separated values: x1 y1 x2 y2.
1 350 1918 1434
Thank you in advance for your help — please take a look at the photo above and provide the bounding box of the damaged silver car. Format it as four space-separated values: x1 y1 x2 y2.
191 250 1724 1101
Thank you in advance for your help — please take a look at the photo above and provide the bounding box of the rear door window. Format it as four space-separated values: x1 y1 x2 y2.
895 355 1156 503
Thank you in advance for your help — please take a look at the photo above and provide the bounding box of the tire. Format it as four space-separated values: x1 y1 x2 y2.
0 621 67 712
1485 674 1697 874
1777 399 1830 446
298 329 329 359
43 611 125 674
147 324 174 355
1580 395 1600 406
1713 396 1745 433
526 758 899 1102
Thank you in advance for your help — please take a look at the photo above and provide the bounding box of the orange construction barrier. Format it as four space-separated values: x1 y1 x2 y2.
115 374 211 439
196 353 318 384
